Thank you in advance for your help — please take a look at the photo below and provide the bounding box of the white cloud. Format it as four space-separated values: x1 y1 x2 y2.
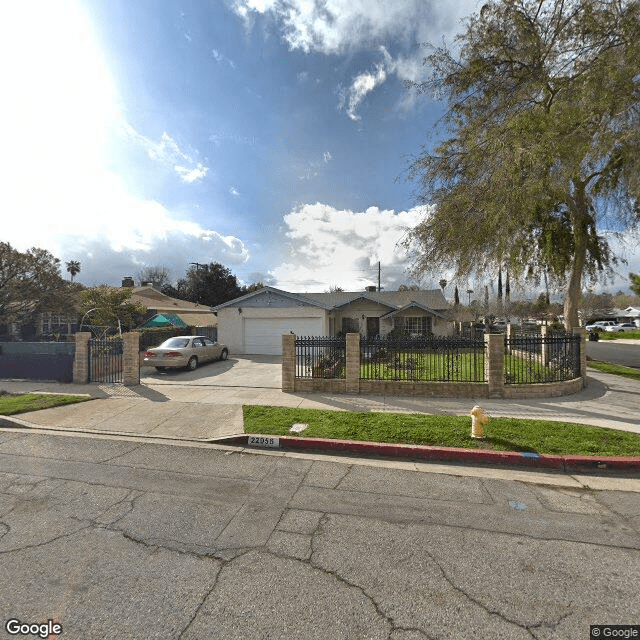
343 62 387 121
0 0 245 286
232 0 476 55
297 150 332 180
230 1 479 119
125 128 210 184
175 163 209 183
212 48 236 68
270 202 430 290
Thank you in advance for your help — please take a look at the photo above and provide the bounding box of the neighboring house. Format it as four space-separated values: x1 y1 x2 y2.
213 286 451 355
617 306 640 327
129 284 217 329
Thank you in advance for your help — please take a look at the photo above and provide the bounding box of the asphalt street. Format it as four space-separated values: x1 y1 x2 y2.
0 430 638 640
586 340 640 369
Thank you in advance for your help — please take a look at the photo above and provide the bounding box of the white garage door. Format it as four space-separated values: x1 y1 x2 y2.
244 317 323 355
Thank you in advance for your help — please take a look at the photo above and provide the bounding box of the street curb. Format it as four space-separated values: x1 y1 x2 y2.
224 434 640 474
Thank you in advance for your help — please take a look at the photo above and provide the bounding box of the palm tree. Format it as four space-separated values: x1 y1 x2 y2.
66 260 81 282
438 279 447 293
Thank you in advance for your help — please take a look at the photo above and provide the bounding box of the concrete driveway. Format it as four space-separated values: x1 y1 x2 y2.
141 354 283 388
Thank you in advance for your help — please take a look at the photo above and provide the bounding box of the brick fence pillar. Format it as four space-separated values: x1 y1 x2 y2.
123 332 140 386
573 326 587 387
485 333 505 398
73 332 91 384
282 333 295 392
345 333 360 394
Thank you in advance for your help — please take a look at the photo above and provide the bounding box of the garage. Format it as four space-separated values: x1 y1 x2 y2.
243 317 323 355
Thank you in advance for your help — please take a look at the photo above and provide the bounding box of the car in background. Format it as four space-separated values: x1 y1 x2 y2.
603 323 637 333
144 336 228 371
585 320 617 332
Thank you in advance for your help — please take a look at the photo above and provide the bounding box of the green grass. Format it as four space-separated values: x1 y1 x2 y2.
504 354 556 383
594 330 640 340
0 392 91 416
361 351 485 381
587 360 640 381
243 405 640 457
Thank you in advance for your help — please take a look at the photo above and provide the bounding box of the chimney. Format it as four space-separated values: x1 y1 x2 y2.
121 276 135 288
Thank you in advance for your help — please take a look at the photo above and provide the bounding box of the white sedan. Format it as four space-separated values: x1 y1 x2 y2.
144 336 229 371
603 323 637 333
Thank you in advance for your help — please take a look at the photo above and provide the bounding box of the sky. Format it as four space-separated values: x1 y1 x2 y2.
1 0 638 298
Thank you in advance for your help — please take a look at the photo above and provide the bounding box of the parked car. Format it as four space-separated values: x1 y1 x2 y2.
585 320 617 332
144 336 228 371
603 323 637 333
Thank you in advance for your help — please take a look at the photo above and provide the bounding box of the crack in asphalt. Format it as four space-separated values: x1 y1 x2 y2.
0 523 93 555
96 443 143 464
421 545 574 639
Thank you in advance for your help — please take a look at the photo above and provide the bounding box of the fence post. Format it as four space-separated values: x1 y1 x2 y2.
573 326 587 387
282 333 295 392
345 332 360 393
485 333 505 398
122 332 140 386
72 332 91 384
540 325 549 365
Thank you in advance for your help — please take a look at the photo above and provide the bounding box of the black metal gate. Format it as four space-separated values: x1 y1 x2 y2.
89 339 124 383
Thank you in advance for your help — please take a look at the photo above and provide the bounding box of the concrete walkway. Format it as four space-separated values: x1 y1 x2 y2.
0 369 638 441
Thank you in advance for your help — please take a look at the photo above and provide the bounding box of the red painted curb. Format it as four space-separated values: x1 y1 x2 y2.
223 434 640 473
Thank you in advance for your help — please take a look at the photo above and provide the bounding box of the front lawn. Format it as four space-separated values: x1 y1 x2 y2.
0 392 91 416
596 330 640 340
361 351 485 381
243 405 640 457
587 360 640 381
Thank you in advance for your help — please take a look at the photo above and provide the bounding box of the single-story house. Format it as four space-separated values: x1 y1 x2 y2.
618 306 640 326
213 286 451 355
129 285 217 329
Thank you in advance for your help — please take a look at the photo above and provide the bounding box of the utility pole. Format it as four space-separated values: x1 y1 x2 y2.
378 261 381 292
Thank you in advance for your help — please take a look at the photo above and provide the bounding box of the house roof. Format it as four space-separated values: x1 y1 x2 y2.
380 302 448 320
212 287 332 311
213 286 450 312
129 286 213 313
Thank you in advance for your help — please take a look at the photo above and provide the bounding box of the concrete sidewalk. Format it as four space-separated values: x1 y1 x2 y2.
0 369 638 442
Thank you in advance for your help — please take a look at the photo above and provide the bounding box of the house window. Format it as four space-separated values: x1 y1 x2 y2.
394 316 432 334
341 317 360 333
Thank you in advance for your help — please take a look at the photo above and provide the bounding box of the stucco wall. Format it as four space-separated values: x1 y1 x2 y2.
335 301 452 337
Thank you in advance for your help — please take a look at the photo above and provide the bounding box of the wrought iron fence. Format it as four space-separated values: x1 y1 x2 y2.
504 333 580 384
295 336 346 379
89 338 124 383
360 336 486 382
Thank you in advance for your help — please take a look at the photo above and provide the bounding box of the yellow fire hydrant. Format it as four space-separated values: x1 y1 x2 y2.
470 405 489 439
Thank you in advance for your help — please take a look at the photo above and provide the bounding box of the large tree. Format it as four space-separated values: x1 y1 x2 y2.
630 273 640 297
79 286 147 333
0 242 69 329
176 262 245 307
65 260 81 282
407 0 640 329
137 266 171 289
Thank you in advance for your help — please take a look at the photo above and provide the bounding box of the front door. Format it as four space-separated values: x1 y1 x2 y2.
366 317 380 337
